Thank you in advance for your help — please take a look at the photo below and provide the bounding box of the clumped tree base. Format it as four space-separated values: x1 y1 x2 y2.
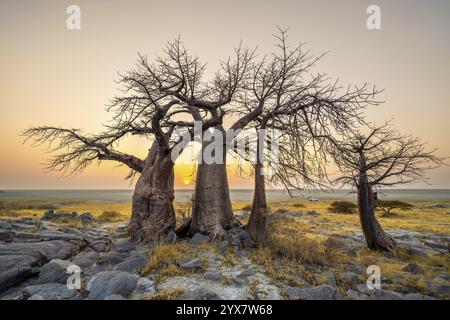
128 145 176 243
357 183 397 253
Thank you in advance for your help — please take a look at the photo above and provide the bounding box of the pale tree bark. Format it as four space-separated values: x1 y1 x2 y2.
357 151 396 252
189 125 234 239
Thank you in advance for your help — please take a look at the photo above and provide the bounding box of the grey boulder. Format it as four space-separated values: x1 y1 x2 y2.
191 233 209 245
39 259 74 284
22 283 81 300
113 255 149 273
87 271 138 300
284 284 340 300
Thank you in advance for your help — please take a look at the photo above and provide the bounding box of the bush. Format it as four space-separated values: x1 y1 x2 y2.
241 204 252 212
329 201 357 214
292 203 305 208
98 210 122 221
378 200 413 216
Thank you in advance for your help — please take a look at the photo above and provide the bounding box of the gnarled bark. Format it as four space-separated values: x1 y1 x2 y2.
128 142 176 243
357 152 396 252
189 126 234 239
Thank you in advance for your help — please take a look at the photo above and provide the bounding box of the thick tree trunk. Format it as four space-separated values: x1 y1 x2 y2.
357 152 396 252
247 131 268 244
189 125 234 239
128 142 176 243
246 162 268 244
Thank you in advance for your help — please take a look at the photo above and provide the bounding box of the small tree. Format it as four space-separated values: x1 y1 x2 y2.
332 122 443 252
377 200 413 216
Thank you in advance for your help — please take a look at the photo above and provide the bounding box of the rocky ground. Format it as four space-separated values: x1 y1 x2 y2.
0 210 449 300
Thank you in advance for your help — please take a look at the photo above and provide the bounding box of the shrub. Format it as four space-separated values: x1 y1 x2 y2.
292 203 305 208
241 204 252 212
329 201 357 214
98 210 122 221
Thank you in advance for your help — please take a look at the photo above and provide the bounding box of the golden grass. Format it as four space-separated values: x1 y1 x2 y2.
149 288 185 300
3 198 448 235
141 243 193 275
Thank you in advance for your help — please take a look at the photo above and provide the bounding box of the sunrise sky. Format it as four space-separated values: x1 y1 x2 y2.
0 0 449 189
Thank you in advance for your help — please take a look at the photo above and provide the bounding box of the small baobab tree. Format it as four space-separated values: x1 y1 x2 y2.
332 122 443 252
236 29 382 244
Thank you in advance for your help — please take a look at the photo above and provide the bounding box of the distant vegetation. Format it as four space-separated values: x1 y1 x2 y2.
378 200 413 216
97 210 122 222
328 201 357 214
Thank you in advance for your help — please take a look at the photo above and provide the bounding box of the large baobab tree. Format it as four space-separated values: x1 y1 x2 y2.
332 122 443 252
145 39 255 239
23 38 253 241
236 29 382 243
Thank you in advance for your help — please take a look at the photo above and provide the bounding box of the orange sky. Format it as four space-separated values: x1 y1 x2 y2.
1 0 449 189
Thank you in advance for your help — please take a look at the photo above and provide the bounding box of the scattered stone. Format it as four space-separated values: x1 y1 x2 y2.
72 248 100 268
348 263 366 274
113 255 149 274
135 277 156 296
112 238 136 253
406 247 429 260
305 210 320 216
402 263 425 274
368 289 404 300
284 285 339 300
98 251 128 265
239 231 256 249
0 264 33 292
346 289 365 300
203 271 224 282
322 272 337 286
115 224 128 234
42 209 55 220
34 220 45 231
404 293 436 300
437 274 450 281
0 230 14 242
177 287 220 300
219 240 228 255
87 271 138 300
0 240 81 262
90 240 110 253
0 221 12 230
104 294 126 300
337 272 359 283
80 212 94 223
428 281 450 295
165 231 177 244
191 233 209 245
177 258 202 271
39 259 74 284
22 283 81 300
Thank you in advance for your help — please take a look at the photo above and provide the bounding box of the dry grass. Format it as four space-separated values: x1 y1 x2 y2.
141 243 193 275
97 210 122 222
149 288 185 300
139 242 207 282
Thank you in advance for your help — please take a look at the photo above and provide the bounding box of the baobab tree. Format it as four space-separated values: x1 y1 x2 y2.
235 29 382 243
134 40 255 239
22 38 253 241
332 122 443 252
